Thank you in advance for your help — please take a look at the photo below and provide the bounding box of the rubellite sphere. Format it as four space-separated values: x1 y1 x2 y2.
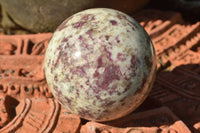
44 8 156 121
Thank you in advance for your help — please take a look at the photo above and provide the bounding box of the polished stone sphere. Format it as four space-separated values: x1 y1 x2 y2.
45 8 156 121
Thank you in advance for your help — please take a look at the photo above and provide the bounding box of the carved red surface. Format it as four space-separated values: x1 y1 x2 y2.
0 9 200 132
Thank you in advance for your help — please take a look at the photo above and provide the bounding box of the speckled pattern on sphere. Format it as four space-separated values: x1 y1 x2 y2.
45 8 156 121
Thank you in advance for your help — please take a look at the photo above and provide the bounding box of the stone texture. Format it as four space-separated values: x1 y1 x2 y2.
45 8 156 121
0 9 200 132
0 0 149 32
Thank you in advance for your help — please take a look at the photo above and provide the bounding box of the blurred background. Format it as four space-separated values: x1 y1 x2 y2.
0 0 199 34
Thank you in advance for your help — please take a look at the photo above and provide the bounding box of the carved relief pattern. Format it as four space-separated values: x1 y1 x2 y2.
0 34 53 100
0 9 200 132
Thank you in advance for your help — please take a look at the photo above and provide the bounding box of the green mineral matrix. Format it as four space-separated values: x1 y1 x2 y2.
44 8 156 121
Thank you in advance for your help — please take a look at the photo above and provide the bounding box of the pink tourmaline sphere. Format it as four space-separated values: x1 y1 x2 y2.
45 8 156 121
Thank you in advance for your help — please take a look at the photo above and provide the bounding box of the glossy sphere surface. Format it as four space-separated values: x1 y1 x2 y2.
45 8 156 121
